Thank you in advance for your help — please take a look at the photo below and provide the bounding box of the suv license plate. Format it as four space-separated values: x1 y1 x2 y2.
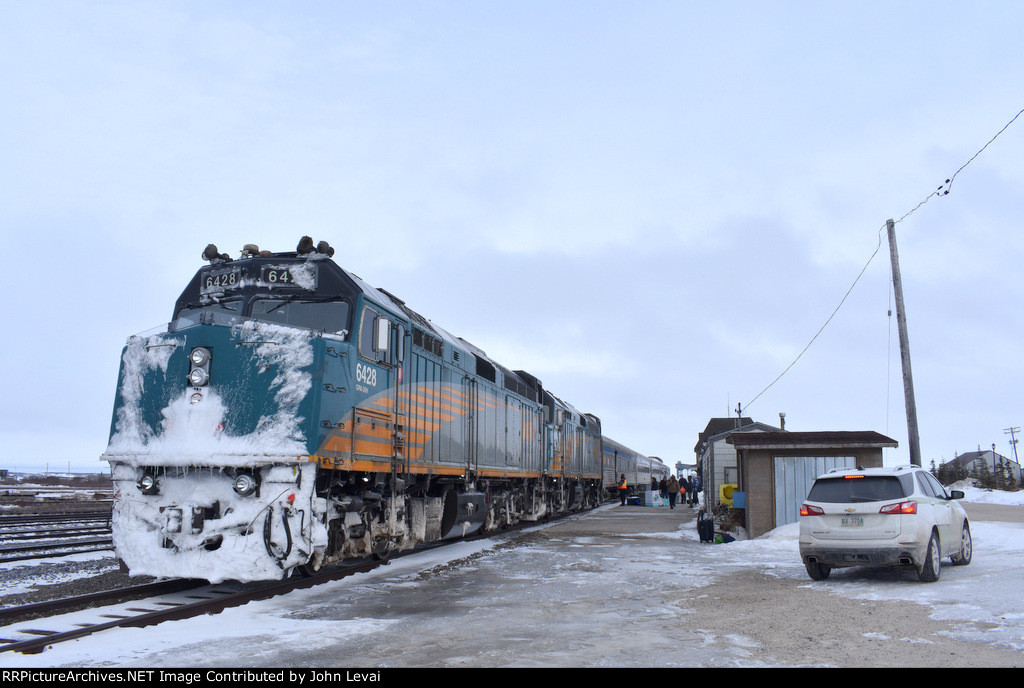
841 516 864 527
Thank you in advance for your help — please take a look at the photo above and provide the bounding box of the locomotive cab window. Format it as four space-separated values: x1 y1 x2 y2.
359 306 395 365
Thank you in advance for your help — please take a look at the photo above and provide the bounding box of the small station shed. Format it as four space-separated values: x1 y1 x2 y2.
727 431 898 538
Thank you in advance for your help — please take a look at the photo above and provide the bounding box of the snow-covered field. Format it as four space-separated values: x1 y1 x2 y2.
1 483 1021 667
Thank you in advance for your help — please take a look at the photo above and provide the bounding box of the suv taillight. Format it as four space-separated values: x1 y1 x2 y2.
879 501 917 514
800 503 824 516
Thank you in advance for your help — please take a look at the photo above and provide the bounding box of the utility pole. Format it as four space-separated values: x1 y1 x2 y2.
1006 426 1020 464
886 219 922 467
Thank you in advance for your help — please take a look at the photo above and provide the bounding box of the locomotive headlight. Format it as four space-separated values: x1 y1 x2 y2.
233 473 258 497
188 347 211 387
139 473 159 495
190 347 211 366
188 367 210 386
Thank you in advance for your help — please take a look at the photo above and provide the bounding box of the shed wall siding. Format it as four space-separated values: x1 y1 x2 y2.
739 448 885 538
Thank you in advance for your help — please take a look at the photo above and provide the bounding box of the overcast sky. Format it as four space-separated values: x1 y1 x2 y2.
2 1 1022 473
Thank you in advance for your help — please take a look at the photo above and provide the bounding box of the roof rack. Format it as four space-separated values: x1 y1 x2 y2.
826 464 918 475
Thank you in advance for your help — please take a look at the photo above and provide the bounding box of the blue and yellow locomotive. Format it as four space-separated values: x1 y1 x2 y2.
103 239 658 583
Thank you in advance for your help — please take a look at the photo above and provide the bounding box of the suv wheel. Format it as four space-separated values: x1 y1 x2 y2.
805 561 831 580
918 531 941 582
951 523 972 566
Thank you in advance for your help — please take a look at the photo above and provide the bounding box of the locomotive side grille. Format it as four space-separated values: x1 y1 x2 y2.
413 328 443 357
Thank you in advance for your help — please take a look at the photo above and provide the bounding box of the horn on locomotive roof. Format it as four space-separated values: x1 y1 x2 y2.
202 244 230 264
240 244 260 258
316 240 335 257
296 236 315 255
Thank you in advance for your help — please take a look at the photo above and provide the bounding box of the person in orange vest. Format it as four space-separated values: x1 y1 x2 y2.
618 474 628 505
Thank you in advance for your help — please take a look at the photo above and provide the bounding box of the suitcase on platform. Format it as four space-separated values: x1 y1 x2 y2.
697 515 714 543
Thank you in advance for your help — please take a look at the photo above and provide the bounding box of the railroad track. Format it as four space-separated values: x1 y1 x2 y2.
0 511 113 563
0 504 604 654
0 578 207 626
0 558 387 655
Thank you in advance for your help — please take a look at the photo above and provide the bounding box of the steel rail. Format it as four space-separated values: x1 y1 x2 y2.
0 502 602 654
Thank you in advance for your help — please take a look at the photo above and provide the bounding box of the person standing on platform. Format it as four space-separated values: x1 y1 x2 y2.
666 474 679 509
618 474 628 506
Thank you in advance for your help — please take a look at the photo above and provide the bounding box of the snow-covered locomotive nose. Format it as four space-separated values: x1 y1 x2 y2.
109 461 326 583
103 317 327 582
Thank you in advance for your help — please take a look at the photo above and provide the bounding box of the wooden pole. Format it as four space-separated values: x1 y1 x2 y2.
886 219 922 466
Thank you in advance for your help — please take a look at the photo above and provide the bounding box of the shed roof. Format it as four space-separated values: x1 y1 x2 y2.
726 431 898 450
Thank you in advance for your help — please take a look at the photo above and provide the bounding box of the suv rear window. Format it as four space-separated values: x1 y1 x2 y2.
806 476 908 503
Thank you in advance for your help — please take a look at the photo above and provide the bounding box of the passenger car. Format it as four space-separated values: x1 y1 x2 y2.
799 465 972 582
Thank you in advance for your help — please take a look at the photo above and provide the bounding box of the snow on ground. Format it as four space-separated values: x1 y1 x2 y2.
0 551 117 595
1 487 1021 666
687 484 1024 654
947 481 1024 506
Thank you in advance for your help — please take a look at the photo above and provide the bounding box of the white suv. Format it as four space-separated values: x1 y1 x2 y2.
799 465 972 582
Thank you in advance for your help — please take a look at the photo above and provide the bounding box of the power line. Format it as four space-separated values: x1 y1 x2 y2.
743 223 886 412
885 278 893 436
896 105 1024 225
946 106 1024 194
742 105 1024 414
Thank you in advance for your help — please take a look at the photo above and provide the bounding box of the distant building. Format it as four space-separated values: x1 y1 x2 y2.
694 417 782 510
942 449 1021 485
674 461 697 476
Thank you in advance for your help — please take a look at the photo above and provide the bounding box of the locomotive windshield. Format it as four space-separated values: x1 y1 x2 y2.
171 296 351 334
171 255 357 335
173 299 245 329
250 297 350 333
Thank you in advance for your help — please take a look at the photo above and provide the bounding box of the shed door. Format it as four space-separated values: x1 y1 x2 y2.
773 456 856 528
